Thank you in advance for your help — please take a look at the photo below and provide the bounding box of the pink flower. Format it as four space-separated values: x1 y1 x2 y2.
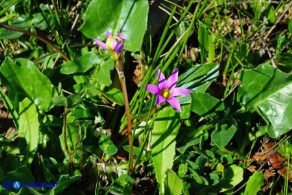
94 31 125 60
146 69 192 112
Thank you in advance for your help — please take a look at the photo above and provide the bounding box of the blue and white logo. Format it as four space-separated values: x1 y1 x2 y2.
12 181 21 189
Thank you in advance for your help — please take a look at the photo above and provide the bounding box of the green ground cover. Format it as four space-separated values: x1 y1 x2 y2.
0 0 292 194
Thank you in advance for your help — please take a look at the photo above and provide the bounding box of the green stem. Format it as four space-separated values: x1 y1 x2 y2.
115 59 133 174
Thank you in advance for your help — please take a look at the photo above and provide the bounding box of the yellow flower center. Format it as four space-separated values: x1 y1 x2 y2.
161 89 171 99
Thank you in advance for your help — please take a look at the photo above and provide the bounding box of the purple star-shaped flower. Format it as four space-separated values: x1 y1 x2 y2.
94 31 125 60
146 69 192 112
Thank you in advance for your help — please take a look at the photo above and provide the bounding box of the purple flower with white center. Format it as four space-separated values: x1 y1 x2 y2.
146 69 192 112
94 31 125 60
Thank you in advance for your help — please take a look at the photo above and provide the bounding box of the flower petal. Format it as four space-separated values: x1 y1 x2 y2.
106 31 112 38
167 69 179 89
156 69 168 90
146 84 160 94
118 32 126 40
156 95 167 105
167 97 181 112
114 40 124 54
94 39 107 50
171 87 192 97
156 69 165 81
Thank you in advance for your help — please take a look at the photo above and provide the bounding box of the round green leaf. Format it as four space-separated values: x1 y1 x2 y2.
79 0 149 52
211 123 237 148
244 171 264 195
238 63 292 137
98 135 118 155
0 57 56 112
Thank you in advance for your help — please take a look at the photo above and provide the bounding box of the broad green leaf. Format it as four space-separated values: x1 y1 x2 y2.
60 52 100 74
199 165 243 193
151 107 181 194
0 57 56 112
211 123 237 148
178 94 191 119
53 175 81 194
165 170 184 195
52 95 67 107
123 145 141 158
18 98 39 165
59 113 80 153
101 88 124 106
67 94 82 108
264 4 276 23
74 107 94 120
98 135 118 155
178 164 188 178
0 16 33 39
33 12 55 31
180 103 191 119
190 93 224 117
4 165 35 183
79 0 149 52
178 63 219 93
238 63 292 138
244 171 264 195
109 174 134 195
220 165 243 192
249 0 262 22
18 188 43 195
90 56 115 87
177 137 201 154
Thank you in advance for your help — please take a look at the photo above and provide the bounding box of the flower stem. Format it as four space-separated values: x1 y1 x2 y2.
115 59 133 175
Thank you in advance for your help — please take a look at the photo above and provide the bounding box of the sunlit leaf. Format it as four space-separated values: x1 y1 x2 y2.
151 107 180 194
238 63 292 137
79 0 149 52
191 92 224 117
199 165 243 193
101 88 124 106
109 174 134 194
90 56 115 87
165 170 184 195
18 98 39 165
98 135 118 155
60 52 100 74
244 171 264 195
211 123 237 148
0 57 56 112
